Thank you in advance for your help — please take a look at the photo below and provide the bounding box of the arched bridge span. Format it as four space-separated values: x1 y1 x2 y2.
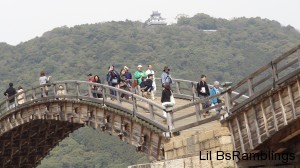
0 78 245 167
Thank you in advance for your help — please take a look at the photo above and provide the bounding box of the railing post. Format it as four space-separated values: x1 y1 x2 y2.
195 103 201 121
166 110 174 131
224 88 232 113
148 104 155 119
132 95 137 116
191 82 196 102
247 78 254 96
88 84 93 98
64 83 68 95
5 96 9 110
32 88 36 100
271 61 278 89
298 48 300 68
23 91 27 102
76 82 80 99
116 90 121 104
53 84 57 96
14 96 17 107
102 87 107 100
175 81 181 95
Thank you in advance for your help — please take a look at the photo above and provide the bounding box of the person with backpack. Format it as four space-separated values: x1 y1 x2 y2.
106 65 120 97
161 66 173 88
196 74 210 117
4 83 17 109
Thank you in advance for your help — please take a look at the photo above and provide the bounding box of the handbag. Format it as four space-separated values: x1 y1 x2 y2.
170 91 175 105
111 78 118 84
132 79 138 88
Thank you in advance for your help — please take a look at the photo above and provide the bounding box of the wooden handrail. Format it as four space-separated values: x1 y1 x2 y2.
226 44 300 115
0 75 250 133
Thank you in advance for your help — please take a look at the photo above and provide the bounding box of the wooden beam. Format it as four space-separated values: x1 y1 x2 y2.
194 103 201 121
191 82 196 101
271 62 278 81
120 116 124 141
148 131 153 160
94 108 98 129
269 96 278 132
139 125 144 148
278 91 288 125
260 102 270 137
288 85 296 120
298 78 300 98
116 90 121 104
298 48 300 68
111 112 115 134
252 106 262 144
175 81 181 94
235 117 245 153
280 129 300 143
228 121 237 151
132 96 137 116
243 112 253 149
156 136 162 160
148 104 154 120
247 78 254 96
129 120 133 145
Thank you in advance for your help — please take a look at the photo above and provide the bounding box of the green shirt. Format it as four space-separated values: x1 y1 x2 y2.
134 70 146 84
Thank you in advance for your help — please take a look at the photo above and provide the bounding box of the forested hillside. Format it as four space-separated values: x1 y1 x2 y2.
0 13 299 167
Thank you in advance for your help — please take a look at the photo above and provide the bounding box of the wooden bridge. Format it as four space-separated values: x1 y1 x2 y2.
0 76 240 168
221 45 300 167
0 45 299 167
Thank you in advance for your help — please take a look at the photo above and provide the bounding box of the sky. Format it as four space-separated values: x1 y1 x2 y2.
1 0 299 45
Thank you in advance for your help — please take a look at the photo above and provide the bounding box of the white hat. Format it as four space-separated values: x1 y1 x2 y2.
137 65 142 68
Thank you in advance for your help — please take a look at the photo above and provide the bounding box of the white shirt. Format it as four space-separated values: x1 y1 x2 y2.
145 69 155 79
39 76 48 85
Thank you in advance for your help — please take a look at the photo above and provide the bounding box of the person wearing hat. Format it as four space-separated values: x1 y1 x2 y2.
134 65 147 95
161 66 173 88
123 66 132 80
4 83 17 108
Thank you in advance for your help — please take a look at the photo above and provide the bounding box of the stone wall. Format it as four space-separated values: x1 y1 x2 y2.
129 125 237 168
164 126 234 160
128 153 236 168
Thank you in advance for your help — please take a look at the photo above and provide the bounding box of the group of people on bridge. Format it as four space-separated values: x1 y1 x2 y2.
3 66 224 117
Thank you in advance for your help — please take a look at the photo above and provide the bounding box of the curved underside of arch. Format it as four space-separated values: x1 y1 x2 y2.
0 99 166 167
0 119 82 168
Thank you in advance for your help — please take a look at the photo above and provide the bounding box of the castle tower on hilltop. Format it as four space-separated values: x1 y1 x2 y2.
145 11 167 26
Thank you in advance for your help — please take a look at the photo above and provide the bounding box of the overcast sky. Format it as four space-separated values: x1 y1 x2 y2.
1 0 299 45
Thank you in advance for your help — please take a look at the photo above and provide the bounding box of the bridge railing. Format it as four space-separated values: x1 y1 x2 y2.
0 75 251 133
225 45 300 114
0 81 169 132
154 78 248 102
